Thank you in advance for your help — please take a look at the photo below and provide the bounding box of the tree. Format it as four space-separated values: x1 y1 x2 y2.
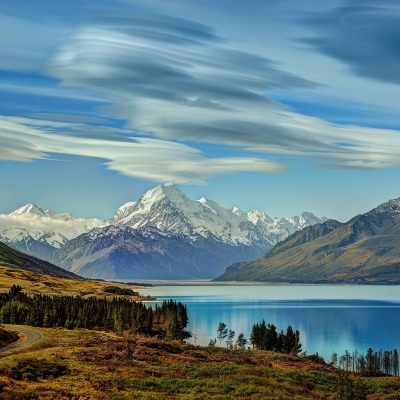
217 322 228 346
331 352 338 366
393 349 399 376
366 348 374 376
226 329 235 349
235 333 247 349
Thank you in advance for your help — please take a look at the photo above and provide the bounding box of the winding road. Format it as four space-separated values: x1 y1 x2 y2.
0 325 44 355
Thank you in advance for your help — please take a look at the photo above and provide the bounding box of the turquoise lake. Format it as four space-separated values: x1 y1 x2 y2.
137 284 400 360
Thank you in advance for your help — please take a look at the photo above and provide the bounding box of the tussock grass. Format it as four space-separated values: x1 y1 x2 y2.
1 327 400 399
0 265 143 299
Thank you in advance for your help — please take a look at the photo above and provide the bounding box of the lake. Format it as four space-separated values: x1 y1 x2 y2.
136 284 400 361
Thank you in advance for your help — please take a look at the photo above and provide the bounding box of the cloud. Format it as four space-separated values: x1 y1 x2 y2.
301 3 400 84
2 7 400 180
0 115 284 183
42 9 400 172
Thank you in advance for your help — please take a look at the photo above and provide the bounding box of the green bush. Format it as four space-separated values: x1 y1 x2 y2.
103 286 138 296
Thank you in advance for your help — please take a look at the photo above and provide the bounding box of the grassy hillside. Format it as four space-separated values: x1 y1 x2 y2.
0 265 144 299
0 241 80 280
0 327 399 399
0 327 18 348
0 241 145 299
217 214 400 283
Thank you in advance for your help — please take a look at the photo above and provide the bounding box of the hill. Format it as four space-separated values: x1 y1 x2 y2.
0 241 142 298
0 241 80 280
2 327 399 399
216 198 400 283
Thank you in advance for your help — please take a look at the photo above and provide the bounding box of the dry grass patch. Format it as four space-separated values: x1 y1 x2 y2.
0 265 144 300
1 328 400 399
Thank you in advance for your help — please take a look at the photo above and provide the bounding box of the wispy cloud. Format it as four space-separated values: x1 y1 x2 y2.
0 116 284 183
43 10 400 172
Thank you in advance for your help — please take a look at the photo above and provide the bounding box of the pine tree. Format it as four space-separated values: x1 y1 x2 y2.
235 333 247 349
394 349 399 376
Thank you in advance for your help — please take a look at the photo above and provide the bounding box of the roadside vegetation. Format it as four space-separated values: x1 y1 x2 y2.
0 327 18 348
1 327 400 399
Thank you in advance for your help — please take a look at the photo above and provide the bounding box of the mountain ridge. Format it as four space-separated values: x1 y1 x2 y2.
46 183 327 279
215 197 400 283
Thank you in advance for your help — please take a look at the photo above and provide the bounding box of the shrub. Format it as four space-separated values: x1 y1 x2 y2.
9 358 68 381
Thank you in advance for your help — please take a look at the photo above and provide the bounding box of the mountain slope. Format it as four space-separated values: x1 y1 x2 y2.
216 198 400 283
49 226 265 279
49 183 327 280
0 241 81 280
0 204 105 259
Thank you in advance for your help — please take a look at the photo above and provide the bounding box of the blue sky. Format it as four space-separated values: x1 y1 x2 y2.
1 0 400 221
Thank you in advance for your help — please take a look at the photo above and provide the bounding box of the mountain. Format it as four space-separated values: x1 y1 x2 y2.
0 204 105 259
48 183 327 279
49 225 265 279
0 240 80 279
110 183 325 247
215 198 400 284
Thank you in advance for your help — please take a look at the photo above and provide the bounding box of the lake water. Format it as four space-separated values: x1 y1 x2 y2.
136 284 400 361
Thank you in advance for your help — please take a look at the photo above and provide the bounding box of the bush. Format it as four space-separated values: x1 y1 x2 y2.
9 358 68 381
103 286 138 296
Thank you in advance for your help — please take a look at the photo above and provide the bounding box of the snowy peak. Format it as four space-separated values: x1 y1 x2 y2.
109 183 328 247
366 198 400 219
0 204 107 256
9 203 46 217
139 183 189 208
9 204 77 221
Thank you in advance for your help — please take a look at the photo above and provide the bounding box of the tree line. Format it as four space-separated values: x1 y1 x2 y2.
332 348 399 376
210 320 301 354
250 320 301 354
0 285 191 340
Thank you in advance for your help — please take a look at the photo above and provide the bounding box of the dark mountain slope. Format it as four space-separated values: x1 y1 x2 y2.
49 226 263 280
0 241 81 280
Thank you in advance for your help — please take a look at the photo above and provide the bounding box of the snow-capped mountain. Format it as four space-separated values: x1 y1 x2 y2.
0 183 328 279
48 183 328 279
110 183 327 247
49 225 265 279
216 197 400 283
0 204 106 258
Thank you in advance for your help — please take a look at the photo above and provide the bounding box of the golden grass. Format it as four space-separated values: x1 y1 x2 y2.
0 265 144 300
0 327 399 399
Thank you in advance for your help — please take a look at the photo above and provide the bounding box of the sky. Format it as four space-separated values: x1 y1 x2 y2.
1 0 400 221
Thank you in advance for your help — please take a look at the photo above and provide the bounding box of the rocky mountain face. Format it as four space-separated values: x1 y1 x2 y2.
1 183 327 279
216 198 400 284
49 183 327 279
0 204 105 259
48 226 264 279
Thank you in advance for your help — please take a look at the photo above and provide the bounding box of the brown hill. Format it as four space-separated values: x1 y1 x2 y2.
216 198 400 283
0 241 142 298
0 241 80 280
